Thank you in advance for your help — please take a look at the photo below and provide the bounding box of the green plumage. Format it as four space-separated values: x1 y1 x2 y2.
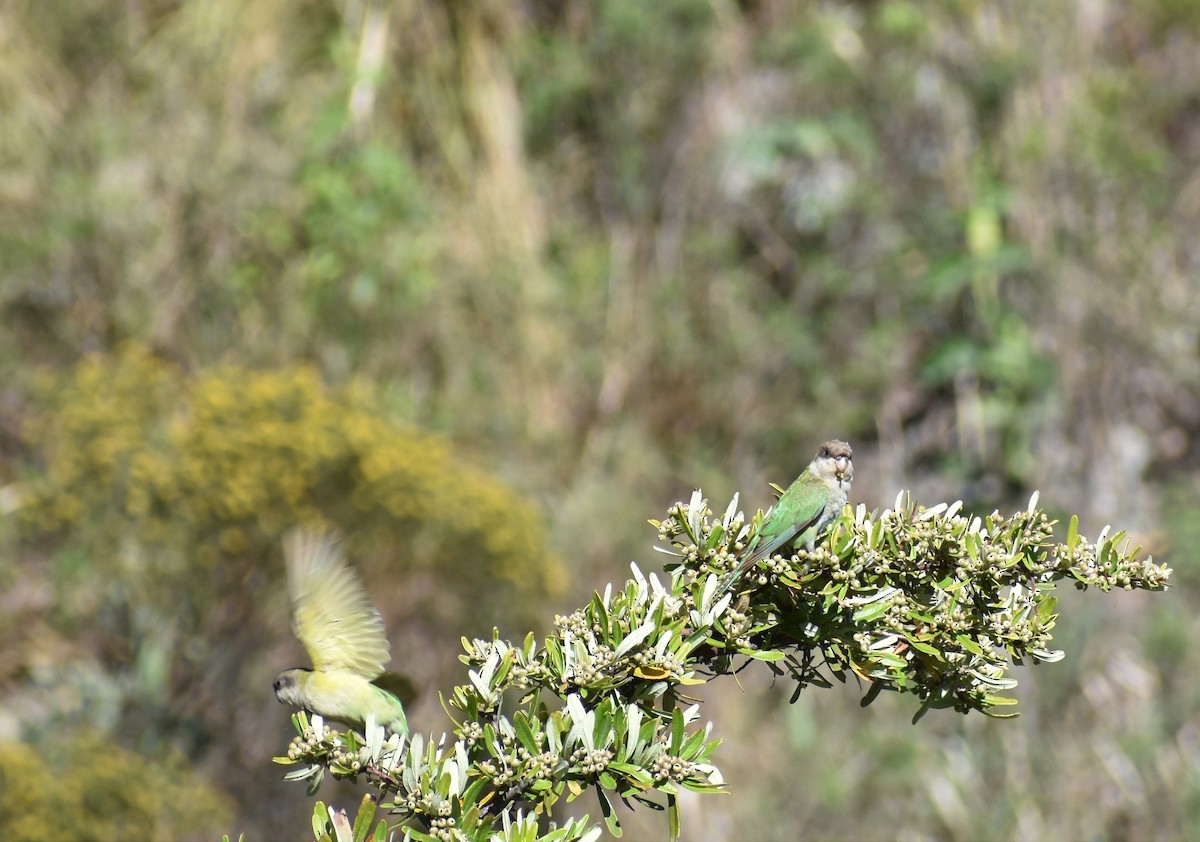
721 440 853 593
273 529 410 735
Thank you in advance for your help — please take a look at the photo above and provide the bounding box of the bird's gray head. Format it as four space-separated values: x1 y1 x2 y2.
273 668 310 706
814 440 853 488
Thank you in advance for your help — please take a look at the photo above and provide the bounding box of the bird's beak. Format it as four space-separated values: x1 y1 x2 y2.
835 457 852 479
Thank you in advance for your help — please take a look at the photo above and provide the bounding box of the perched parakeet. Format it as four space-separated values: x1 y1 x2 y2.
721 440 853 592
273 529 409 735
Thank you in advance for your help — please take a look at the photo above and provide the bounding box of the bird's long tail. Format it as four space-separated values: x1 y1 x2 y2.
718 544 766 595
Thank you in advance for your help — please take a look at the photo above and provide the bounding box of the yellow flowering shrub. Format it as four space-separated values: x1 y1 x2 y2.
25 344 562 616
0 733 233 841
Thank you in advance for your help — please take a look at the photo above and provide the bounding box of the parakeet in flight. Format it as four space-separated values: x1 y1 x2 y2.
273 529 409 735
721 440 853 592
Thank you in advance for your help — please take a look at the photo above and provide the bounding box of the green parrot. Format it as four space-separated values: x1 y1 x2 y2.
721 439 853 593
273 529 409 735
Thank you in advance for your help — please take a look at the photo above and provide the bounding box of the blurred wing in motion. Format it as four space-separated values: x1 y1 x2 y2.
285 528 390 679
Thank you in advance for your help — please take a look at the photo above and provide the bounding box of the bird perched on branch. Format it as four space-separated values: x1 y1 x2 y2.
721 440 853 593
273 528 409 735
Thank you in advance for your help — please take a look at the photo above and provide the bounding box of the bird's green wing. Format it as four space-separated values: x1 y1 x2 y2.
752 471 827 560
285 528 390 679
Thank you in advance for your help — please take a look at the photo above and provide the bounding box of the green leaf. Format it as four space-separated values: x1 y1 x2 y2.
514 712 539 754
956 634 985 656
313 802 330 841
870 651 908 669
981 696 1020 717
909 640 944 659
860 681 885 708
670 708 685 755
742 649 786 661
1066 514 1079 551
591 592 610 635
852 600 891 623
1037 595 1058 622
463 778 491 806
598 788 623 837
351 795 376 842
704 523 725 551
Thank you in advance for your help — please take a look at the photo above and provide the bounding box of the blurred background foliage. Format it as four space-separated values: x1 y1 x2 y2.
0 0 1198 839
0 733 233 842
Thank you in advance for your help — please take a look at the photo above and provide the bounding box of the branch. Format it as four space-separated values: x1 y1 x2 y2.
275 490 1170 840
